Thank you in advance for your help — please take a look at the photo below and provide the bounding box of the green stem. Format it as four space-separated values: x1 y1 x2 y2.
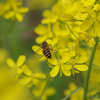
65 22 91 49
83 37 99 100
65 22 83 44
39 76 51 100
61 87 82 100
92 63 100 68
88 91 100 99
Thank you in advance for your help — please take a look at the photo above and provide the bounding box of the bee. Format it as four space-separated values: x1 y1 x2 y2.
41 41 51 59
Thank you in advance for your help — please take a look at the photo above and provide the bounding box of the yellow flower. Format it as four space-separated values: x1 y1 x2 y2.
6 55 26 74
1 0 29 22
0 3 10 15
4 6 29 22
19 65 46 87
48 42 88 77
64 82 83 100
89 37 96 47
32 81 56 100
41 3 58 24
80 5 100 37
34 24 53 44
48 49 73 77
52 21 69 37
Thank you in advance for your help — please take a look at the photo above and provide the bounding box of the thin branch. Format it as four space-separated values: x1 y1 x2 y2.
92 63 100 68
83 37 99 100
65 22 83 44
39 76 51 100
61 87 82 100
88 92 100 99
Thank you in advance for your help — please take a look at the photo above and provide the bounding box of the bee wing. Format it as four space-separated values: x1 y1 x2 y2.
32 45 43 55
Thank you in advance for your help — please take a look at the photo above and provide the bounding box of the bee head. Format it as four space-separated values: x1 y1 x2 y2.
41 41 48 49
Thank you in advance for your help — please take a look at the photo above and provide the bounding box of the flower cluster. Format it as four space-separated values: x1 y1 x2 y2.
5 54 55 99
0 0 29 22
32 0 98 77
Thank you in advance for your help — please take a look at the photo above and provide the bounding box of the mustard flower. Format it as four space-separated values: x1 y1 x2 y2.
48 42 88 77
6 55 26 74
80 9 97 32
34 24 53 44
79 33 96 47
41 3 58 24
48 55 72 77
52 21 69 37
19 65 46 87
4 6 29 22
64 82 83 100
32 81 56 100
76 3 100 37
0 3 10 15
1 0 29 22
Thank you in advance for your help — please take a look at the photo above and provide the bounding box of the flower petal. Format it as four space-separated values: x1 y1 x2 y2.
32 45 43 55
16 55 26 67
34 73 46 79
15 13 23 22
80 18 94 31
74 65 88 71
48 56 58 65
17 68 22 74
83 0 95 6
6 58 15 68
63 64 72 70
75 49 88 63
58 48 69 57
50 65 59 77
86 7 96 18
61 65 71 76
18 7 29 13
35 35 47 44
4 11 15 19
45 87 56 96
22 65 32 76
19 77 31 85
39 56 47 61
34 24 47 35
61 53 71 63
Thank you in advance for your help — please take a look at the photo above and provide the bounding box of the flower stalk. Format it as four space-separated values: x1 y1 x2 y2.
83 37 99 100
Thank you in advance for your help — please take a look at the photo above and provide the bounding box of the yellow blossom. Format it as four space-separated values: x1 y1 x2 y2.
4 6 29 22
41 3 58 24
32 81 56 100
6 55 26 74
0 0 29 22
48 42 88 77
34 24 53 44
64 82 83 100
19 65 46 87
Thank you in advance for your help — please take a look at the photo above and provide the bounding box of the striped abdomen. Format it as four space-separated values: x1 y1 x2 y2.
43 48 51 59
